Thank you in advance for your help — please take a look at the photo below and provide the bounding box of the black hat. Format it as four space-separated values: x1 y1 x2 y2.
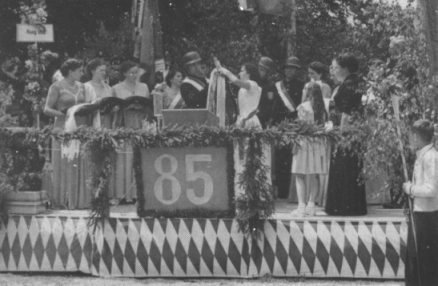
258 56 275 72
182 51 202 66
284 56 302 68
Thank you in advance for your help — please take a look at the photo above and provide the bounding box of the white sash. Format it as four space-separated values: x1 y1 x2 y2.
168 92 183 109
183 77 204 91
275 81 295 112
207 70 226 127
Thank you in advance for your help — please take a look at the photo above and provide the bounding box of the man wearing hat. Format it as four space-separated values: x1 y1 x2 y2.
180 51 209 109
257 56 278 129
273 56 305 124
273 56 305 199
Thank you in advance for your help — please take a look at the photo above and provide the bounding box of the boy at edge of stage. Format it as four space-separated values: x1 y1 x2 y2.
403 119 438 286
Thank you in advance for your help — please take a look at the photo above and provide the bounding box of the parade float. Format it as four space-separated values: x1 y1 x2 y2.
3 0 434 281
0 117 407 279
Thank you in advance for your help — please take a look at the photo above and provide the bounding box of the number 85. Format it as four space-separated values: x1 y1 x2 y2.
153 154 214 205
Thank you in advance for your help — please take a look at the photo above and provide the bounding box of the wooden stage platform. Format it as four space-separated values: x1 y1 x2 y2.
0 200 407 280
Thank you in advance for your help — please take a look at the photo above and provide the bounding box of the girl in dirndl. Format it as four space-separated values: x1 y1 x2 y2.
291 82 331 216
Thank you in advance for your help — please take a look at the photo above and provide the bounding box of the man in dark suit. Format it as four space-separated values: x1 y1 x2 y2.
273 56 304 124
180 51 209 109
273 56 305 199
257 56 278 129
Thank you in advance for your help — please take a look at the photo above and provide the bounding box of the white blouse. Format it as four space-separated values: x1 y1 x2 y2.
236 80 262 128
411 144 438 212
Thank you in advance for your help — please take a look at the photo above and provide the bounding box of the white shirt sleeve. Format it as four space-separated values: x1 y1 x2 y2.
412 151 438 197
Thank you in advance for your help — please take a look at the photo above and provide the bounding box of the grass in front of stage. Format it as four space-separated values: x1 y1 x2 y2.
0 273 403 285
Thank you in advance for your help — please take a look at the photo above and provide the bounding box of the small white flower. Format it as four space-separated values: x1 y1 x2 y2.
25 60 33 69
27 14 38 24
36 7 47 18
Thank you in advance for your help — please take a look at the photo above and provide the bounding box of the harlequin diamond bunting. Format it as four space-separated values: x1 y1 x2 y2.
0 215 407 279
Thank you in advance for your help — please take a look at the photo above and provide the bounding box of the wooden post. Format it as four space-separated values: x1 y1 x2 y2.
140 0 155 84
153 0 164 63
286 0 297 58
418 0 438 116
138 0 163 87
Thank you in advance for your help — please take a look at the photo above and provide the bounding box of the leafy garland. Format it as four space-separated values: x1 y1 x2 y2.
235 136 274 238
0 123 339 236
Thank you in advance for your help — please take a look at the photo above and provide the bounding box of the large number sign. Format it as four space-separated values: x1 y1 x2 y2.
140 147 230 214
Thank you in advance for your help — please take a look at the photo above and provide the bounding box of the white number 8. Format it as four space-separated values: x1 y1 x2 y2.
154 154 181 205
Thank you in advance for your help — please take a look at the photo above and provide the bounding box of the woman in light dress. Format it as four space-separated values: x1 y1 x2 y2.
152 69 185 110
162 70 185 109
111 61 150 203
291 82 331 216
216 62 262 128
44 59 92 209
84 58 112 102
112 61 150 100
302 61 332 112
216 61 273 200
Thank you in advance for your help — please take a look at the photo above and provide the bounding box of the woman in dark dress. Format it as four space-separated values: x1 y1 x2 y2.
325 53 367 216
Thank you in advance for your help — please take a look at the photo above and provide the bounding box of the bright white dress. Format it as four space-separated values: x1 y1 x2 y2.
233 80 272 199
236 80 262 128
292 101 330 175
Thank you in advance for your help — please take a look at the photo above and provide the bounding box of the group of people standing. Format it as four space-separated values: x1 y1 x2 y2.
42 50 367 218
44 58 152 209
178 51 367 217
152 50 367 217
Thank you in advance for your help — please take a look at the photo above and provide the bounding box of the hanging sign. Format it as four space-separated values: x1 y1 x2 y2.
16 24 54 43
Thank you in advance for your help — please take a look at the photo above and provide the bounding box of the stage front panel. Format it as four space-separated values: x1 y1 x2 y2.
0 215 406 279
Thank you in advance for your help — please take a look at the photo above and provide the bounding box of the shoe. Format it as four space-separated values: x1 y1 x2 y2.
316 210 328 216
291 205 306 217
306 204 316 216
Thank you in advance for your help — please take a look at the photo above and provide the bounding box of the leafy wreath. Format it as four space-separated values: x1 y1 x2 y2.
0 122 339 236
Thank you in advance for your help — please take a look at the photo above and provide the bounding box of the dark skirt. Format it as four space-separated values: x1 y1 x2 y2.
325 150 367 216
406 211 438 286
275 145 292 199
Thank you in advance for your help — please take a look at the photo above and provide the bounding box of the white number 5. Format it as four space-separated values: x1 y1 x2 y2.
185 154 214 205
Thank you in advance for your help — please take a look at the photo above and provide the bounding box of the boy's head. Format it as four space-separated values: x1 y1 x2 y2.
411 119 434 150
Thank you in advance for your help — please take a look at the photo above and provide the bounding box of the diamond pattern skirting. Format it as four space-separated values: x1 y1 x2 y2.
0 215 407 279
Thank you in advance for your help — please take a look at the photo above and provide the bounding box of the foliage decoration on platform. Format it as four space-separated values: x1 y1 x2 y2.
235 136 273 238
0 123 338 235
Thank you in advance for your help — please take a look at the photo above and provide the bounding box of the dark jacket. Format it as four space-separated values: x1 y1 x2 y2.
272 78 304 125
331 73 363 126
334 74 363 113
180 75 208 109
257 79 278 128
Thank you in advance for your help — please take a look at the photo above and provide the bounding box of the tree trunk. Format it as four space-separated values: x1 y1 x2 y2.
286 0 297 58
418 0 438 116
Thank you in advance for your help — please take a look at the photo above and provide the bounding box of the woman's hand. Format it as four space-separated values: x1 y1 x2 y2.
324 121 334 131
44 106 65 117
403 181 413 197
217 67 230 77
213 56 222 69
151 89 164 98
340 113 350 132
